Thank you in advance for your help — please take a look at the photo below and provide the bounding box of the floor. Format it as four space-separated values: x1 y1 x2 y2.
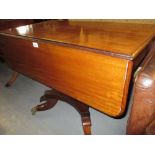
0 62 132 135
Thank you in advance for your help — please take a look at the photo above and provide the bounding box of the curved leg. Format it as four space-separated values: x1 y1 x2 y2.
31 89 92 135
31 92 58 115
5 71 19 87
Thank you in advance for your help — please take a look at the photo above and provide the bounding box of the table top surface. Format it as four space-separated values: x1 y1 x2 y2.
1 20 155 59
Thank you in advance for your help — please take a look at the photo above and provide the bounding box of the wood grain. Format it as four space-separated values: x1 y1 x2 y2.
0 20 155 59
1 21 154 117
0 35 133 116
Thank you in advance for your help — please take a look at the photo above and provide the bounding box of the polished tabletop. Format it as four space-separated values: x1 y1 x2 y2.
2 20 155 117
1 20 155 59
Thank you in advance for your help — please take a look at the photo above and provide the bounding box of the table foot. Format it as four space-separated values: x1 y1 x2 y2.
31 99 58 115
31 95 58 115
31 89 92 135
81 113 91 135
5 71 19 87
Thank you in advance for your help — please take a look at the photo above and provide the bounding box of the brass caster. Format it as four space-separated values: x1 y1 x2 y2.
31 106 37 115
83 125 91 135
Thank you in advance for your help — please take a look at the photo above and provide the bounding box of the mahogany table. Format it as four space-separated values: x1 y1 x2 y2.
0 20 155 134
